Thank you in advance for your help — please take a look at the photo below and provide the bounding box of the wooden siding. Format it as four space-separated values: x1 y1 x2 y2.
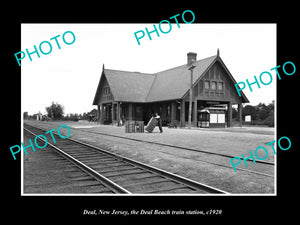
185 61 243 104
97 76 114 104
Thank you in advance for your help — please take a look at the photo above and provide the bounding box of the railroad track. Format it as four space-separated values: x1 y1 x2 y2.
59 125 275 177
76 128 274 165
24 124 228 194
23 130 120 194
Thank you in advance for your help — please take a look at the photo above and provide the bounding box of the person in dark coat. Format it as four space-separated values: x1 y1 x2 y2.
155 113 163 133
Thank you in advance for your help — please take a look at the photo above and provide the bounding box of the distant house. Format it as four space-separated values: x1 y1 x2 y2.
93 50 249 127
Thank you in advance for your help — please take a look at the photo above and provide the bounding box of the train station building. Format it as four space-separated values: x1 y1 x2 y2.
92 50 249 128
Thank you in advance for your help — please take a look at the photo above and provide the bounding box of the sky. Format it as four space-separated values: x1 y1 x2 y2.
21 23 276 116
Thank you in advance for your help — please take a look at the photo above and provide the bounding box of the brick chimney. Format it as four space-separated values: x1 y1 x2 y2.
187 52 197 66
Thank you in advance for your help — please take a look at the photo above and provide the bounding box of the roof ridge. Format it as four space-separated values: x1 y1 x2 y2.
145 73 158 102
104 55 217 76
105 68 155 75
94 54 249 104
156 55 217 74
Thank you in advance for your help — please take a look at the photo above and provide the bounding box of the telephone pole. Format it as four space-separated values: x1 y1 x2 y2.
188 61 196 129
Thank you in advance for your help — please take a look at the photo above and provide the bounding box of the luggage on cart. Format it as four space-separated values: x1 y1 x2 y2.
145 117 157 133
135 121 144 133
125 120 135 133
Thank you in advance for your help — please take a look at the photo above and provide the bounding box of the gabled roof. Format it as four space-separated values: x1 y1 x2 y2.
93 54 249 105
105 69 155 102
146 55 217 102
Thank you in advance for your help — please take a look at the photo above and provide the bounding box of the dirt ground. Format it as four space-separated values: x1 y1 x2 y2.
23 120 275 194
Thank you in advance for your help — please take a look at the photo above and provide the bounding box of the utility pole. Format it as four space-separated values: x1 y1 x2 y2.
188 61 196 129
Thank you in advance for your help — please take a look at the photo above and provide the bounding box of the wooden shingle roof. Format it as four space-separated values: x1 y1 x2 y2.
104 69 155 102
93 54 249 104
146 55 217 102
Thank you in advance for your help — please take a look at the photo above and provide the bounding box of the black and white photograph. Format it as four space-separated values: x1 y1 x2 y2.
4 5 298 221
21 23 276 195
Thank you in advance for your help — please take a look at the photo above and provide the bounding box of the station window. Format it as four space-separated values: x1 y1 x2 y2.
104 87 110 95
218 82 224 91
204 81 210 89
211 81 217 90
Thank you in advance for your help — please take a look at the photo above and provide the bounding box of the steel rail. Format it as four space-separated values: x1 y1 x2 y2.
24 124 229 194
66 134 229 194
62 126 274 177
24 127 131 194
73 127 275 166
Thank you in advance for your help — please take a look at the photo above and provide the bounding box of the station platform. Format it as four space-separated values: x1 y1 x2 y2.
23 120 275 194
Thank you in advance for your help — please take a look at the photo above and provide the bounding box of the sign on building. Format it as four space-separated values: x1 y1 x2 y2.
245 115 251 122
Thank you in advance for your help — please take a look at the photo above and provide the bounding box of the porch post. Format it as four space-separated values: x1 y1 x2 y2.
112 102 116 124
238 103 243 127
128 103 133 120
97 105 100 124
180 100 185 127
228 102 232 127
171 101 176 122
193 100 198 127
117 102 121 126
100 104 104 124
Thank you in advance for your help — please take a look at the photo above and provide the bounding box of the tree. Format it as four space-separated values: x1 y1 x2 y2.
242 105 256 120
264 113 274 127
23 112 28 120
232 107 238 119
241 101 274 125
45 102 64 119
256 103 269 120
264 100 274 127
267 100 275 112
80 109 98 121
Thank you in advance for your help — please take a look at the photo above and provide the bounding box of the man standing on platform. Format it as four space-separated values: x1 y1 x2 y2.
155 113 163 133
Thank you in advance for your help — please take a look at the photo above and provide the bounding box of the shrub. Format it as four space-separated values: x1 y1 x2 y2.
263 114 274 127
